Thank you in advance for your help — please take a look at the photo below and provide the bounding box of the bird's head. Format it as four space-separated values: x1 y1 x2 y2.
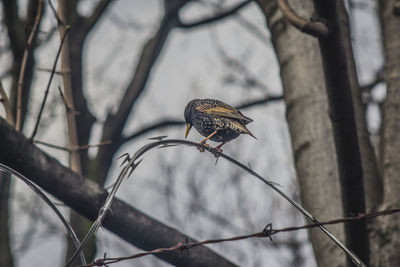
184 100 196 138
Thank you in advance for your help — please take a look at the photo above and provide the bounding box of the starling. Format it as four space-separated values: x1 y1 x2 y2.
184 99 256 151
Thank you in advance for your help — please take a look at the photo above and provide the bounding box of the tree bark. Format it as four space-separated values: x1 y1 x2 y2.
0 173 14 267
312 0 369 264
373 1 400 266
256 1 346 266
0 118 237 267
338 0 382 213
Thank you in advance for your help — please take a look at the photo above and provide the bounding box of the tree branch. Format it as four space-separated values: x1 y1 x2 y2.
1 0 25 58
16 0 44 131
0 81 14 126
276 0 329 38
30 25 70 140
177 0 252 29
83 0 115 35
0 118 236 267
58 0 82 173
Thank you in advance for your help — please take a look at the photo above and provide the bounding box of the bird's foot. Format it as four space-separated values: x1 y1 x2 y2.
211 146 223 161
197 142 210 152
213 142 225 156
214 147 223 154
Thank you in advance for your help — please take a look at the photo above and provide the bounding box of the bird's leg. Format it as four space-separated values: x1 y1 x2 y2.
198 131 217 152
214 142 226 153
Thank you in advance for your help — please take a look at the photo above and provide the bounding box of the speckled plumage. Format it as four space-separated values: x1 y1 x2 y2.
184 99 256 148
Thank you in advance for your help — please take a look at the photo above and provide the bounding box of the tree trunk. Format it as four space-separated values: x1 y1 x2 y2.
372 1 400 266
0 173 14 267
256 1 346 266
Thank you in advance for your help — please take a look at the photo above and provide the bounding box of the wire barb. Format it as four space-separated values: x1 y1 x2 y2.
262 223 274 242
118 153 131 167
127 159 143 178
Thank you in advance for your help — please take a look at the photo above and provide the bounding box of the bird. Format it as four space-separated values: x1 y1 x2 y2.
184 99 256 152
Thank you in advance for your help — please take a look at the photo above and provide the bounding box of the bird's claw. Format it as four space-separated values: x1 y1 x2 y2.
214 147 223 154
197 143 210 152
212 147 223 161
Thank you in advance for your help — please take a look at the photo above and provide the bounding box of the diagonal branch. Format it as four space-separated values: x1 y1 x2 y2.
0 81 14 126
16 0 44 131
30 25 70 140
177 0 252 29
58 0 82 173
95 1 186 184
82 0 115 35
124 119 183 142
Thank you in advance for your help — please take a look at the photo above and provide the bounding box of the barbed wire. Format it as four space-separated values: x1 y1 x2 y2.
81 208 400 267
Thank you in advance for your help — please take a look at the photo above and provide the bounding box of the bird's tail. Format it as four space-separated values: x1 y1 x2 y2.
231 121 257 139
247 128 257 139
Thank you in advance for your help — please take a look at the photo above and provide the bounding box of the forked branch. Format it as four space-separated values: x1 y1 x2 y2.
276 0 329 38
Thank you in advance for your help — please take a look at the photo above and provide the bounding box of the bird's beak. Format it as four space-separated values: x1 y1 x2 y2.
185 123 192 138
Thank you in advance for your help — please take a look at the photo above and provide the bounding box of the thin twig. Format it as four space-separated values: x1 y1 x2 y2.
177 0 252 29
30 25 71 140
34 140 111 151
16 0 44 131
82 208 400 266
57 0 82 174
47 0 62 24
57 86 80 114
0 80 14 125
276 0 330 38
37 67 64 75
83 0 115 35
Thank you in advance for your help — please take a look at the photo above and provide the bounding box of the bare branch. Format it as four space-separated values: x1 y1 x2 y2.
16 0 44 131
0 81 14 125
56 86 81 115
276 0 329 38
236 95 283 109
124 119 183 143
30 26 70 140
2 0 25 57
83 0 115 35
47 0 62 24
58 0 82 173
177 0 252 29
34 140 111 151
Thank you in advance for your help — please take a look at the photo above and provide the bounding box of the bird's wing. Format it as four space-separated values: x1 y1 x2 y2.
229 120 257 139
196 102 253 123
